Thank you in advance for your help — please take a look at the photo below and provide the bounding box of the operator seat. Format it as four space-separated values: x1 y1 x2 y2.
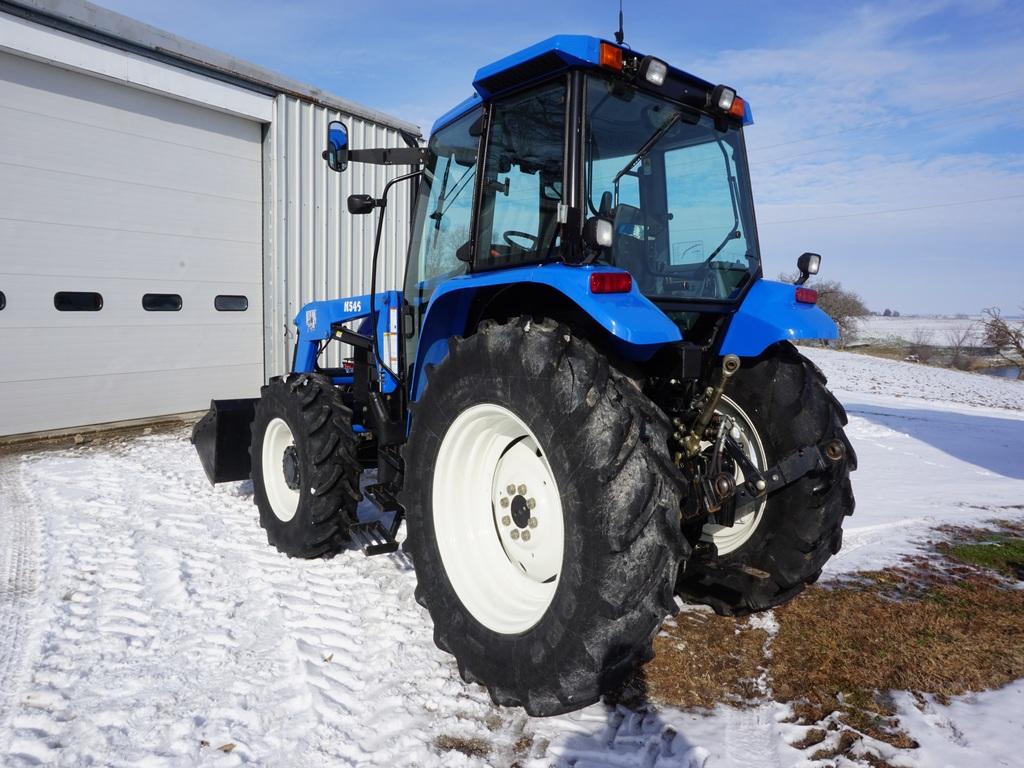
611 203 652 284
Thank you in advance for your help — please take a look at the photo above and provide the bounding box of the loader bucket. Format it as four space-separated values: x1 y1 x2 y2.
191 398 258 484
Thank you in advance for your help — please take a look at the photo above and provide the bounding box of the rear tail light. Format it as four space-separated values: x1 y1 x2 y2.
795 287 818 304
590 272 633 294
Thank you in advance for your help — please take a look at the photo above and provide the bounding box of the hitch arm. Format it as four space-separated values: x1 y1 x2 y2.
682 354 741 458
687 436 847 525
732 438 847 509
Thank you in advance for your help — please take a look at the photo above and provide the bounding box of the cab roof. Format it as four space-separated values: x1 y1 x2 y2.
431 34 747 135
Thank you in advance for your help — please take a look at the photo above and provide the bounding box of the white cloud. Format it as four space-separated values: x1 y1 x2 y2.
668 1 1024 313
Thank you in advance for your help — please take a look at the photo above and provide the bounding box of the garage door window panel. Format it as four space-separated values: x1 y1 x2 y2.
215 295 248 312
142 293 183 311
54 291 103 311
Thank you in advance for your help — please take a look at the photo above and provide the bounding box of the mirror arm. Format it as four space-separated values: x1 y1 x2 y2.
367 170 422 384
347 147 429 166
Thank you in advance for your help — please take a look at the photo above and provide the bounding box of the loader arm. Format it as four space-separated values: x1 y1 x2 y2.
293 290 403 395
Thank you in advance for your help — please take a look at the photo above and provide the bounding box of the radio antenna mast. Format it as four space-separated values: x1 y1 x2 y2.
615 0 625 45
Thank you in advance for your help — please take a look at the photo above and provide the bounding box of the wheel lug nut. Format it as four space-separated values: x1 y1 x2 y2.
506 484 515 495
527 498 536 509
517 484 527 495
528 517 538 528
500 497 510 508
755 479 766 492
510 529 520 540
521 530 531 542
501 515 511 526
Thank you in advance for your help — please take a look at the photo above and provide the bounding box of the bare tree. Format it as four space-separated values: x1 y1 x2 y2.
779 274 869 345
944 323 975 370
982 307 1024 379
909 328 935 363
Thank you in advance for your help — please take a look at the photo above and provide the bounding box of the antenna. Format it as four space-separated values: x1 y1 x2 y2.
615 0 624 45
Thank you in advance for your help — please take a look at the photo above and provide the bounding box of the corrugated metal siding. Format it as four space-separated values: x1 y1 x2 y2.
263 94 415 376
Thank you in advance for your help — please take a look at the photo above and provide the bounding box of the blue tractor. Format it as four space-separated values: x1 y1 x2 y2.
194 35 855 716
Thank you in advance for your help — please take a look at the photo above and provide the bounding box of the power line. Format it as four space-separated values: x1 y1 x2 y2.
759 192 1024 225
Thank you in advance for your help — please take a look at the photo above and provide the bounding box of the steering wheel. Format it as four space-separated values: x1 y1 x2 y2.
503 230 539 251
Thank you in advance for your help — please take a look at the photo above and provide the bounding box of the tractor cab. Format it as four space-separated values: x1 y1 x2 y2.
403 36 762 374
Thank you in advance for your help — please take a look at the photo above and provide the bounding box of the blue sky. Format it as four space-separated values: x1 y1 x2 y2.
95 0 1024 315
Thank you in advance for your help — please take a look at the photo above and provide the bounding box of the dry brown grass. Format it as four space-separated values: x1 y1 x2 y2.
789 727 827 749
642 521 1024 763
643 609 769 708
810 729 859 760
433 734 490 758
772 570 1024 707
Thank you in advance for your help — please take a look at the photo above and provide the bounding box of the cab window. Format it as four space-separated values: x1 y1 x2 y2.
406 111 479 290
474 80 566 269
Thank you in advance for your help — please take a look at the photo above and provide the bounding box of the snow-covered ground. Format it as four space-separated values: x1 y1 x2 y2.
0 349 1022 767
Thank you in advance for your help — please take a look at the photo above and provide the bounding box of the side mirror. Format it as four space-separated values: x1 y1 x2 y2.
795 252 821 285
324 120 349 172
347 193 377 215
583 216 614 249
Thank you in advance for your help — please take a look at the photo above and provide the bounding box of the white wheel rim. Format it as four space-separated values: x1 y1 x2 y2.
262 417 300 523
700 395 768 555
433 403 564 634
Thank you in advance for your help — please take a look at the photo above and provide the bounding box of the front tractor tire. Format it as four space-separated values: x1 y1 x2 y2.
677 343 856 615
402 318 689 717
250 374 361 558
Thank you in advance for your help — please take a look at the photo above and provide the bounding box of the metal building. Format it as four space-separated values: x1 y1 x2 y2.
0 0 418 438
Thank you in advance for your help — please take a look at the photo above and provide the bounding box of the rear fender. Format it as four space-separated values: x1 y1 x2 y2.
719 279 838 357
411 264 680 400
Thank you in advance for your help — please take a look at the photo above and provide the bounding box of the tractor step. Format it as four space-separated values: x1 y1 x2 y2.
350 520 400 556
364 482 403 513
351 482 405 556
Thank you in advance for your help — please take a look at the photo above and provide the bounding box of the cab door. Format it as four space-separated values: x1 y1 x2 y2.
401 110 482 381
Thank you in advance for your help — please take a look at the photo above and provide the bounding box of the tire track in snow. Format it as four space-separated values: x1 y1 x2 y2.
0 454 40 742
0 437 314 766
1 429 773 767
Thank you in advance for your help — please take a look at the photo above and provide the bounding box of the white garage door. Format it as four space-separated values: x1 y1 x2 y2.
0 51 264 437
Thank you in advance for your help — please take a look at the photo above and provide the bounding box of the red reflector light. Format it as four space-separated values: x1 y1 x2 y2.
590 272 632 294
728 95 746 119
795 287 818 304
599 42 623 71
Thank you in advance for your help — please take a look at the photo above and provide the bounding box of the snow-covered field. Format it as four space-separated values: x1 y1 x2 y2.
1 349 1022 767
853 315 987 345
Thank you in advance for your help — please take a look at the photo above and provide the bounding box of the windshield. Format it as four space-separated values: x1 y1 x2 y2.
585 74 761 302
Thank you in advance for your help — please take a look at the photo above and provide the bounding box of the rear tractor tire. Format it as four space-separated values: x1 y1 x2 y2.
250 374 362 558
677 342 856 615
401 318 689 716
